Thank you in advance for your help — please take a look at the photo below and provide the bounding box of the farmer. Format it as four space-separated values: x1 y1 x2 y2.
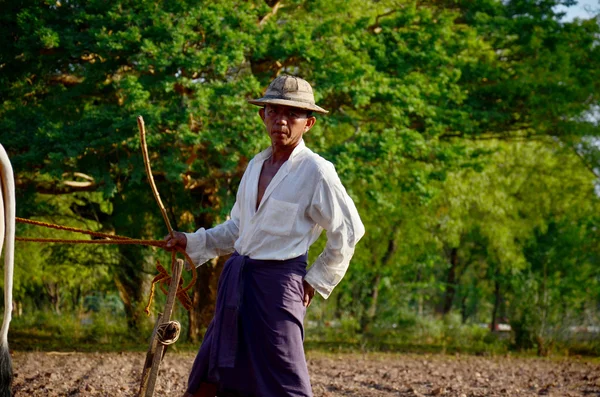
165 75 365 397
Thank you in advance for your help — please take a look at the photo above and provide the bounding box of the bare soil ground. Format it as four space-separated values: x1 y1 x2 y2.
11 351 600 396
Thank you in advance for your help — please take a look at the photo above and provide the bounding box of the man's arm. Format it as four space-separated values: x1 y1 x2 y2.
165 211 239 268
166 160 253 267
305 163 365 299
164 206 240 268
181 202 240 267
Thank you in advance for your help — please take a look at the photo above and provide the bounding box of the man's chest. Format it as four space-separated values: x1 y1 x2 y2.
256 162 283 209
243 158 320 218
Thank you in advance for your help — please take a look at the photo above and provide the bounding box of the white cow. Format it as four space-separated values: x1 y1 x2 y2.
0 144 15 397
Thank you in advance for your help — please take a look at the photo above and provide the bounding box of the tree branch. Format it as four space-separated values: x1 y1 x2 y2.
16 178 101 194
259 1 283 26
570 146 600 180
439 132 552 142
368 9 397 32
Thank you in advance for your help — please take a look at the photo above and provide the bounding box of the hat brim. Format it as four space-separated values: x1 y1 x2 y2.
248 98 329 114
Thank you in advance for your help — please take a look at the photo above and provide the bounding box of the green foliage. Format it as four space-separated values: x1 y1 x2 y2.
9 305 132 351
1 0 599 353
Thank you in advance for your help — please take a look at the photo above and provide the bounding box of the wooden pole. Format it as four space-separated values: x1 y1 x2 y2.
138 259 184 397
136 116 192 395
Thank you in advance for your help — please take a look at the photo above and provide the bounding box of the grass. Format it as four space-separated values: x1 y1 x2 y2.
8 311 600 358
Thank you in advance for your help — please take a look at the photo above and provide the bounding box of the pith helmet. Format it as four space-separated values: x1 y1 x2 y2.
248 75 329 114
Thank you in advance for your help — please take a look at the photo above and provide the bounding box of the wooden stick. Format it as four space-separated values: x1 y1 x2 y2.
137 116 174 236
136 117 197 395
139 259 184 397
136 115 199 296
138 313 163 396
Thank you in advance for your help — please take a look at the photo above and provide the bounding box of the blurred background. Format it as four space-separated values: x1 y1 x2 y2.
1 0 599 357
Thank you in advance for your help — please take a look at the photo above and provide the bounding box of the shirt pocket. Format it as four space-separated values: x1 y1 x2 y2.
260 198 299 237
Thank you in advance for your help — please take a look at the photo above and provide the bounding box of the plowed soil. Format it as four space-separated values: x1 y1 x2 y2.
11 351 600 396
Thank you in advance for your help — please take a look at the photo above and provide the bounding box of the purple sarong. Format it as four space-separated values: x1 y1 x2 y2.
187 252 313 397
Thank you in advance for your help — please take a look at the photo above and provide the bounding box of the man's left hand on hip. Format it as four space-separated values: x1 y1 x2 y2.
302 280 315 307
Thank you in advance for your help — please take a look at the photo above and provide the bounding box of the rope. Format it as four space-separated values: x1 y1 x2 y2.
16 217 133 240
16 236 162 246
156 320 181 345
144 261 193 315
15 217 198 295
14 224 198 297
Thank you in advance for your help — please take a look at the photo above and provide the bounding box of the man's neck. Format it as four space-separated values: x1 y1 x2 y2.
269 142 299 165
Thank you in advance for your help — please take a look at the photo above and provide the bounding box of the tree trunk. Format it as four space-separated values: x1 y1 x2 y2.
360 274 381 333
188 255 227 343
334 291 344 320
187 201 227 343
44 281 61 314
360 232 397 333
366 274 381 320
537 261 549 356
13 301 22 317
441 248 459 315
73 285 82 313
415 268 423 316
114 245 153 330
491 271 501 332
460 295 468 324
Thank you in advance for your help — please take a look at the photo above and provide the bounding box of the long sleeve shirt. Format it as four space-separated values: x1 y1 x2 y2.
183 140 365 299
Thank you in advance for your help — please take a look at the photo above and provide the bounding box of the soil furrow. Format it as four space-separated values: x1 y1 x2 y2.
9 351 600 396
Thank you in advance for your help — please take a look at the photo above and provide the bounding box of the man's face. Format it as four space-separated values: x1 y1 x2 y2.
259 104 316 150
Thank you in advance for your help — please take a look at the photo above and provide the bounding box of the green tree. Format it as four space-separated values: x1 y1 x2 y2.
2 0 599 344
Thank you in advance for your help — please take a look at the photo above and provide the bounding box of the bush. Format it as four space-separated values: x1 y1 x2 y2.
306 310 510 355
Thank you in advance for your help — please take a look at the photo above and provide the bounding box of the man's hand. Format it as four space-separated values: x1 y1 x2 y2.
164 231 187 251
302 279 315 307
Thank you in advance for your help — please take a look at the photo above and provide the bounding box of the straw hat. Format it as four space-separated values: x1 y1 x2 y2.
248 75 329 114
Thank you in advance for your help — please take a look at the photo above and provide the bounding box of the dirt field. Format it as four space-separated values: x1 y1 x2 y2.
11 351 600 396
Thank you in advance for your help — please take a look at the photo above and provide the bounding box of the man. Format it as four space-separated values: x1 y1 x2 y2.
166 75 365 397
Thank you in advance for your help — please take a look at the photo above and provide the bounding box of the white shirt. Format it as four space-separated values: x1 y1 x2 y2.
184 140 365 299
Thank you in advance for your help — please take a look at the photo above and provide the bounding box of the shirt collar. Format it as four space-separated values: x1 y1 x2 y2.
256 139 307 164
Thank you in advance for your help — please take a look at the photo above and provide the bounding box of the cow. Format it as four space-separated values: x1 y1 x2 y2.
0 144 15 397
